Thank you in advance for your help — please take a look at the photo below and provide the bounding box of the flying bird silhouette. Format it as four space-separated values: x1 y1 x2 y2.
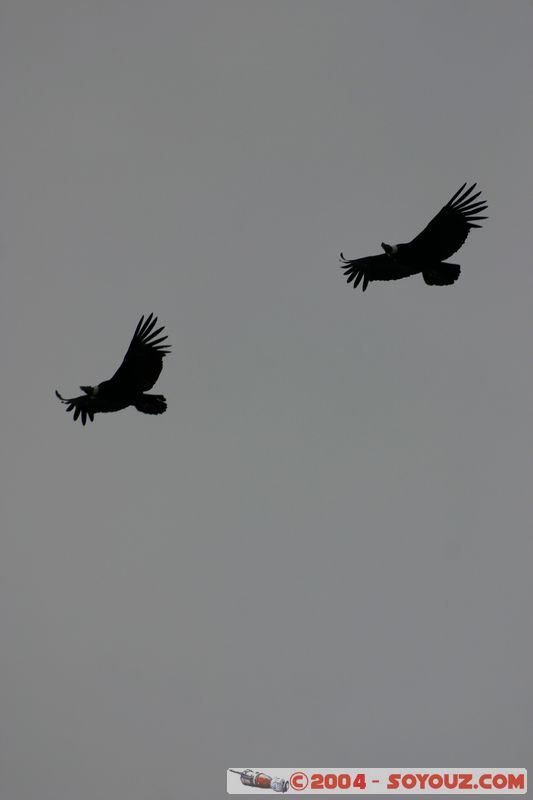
340 183 487 291
56 314 170 425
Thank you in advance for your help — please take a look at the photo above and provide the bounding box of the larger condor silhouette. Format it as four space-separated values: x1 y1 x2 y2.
340 183 487 291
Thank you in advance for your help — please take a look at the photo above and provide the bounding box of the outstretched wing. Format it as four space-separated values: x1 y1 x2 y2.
340 253 421 291
110 314 171 392
55 390 95 426
406 183 487 261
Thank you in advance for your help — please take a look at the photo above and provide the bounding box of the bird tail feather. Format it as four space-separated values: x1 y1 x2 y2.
134 394 167 415
422 263 461 286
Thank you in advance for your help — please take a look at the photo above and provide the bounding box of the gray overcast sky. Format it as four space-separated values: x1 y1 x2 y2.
1 1 532 798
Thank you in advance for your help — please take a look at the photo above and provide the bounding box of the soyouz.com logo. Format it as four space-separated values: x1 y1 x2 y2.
227 768 526 794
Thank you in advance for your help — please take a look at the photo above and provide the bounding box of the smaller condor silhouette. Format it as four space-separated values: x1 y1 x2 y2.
340 182 487 291
56 314 170 425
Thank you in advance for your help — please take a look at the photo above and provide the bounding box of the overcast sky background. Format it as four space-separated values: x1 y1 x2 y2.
1 2 532 798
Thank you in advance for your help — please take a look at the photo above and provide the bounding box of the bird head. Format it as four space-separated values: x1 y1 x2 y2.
381 242 398 257
80 385 99 397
